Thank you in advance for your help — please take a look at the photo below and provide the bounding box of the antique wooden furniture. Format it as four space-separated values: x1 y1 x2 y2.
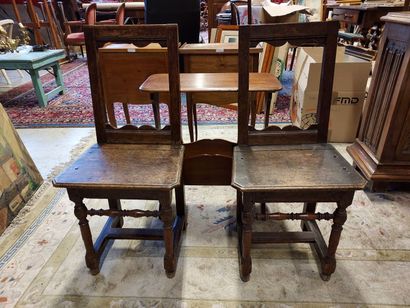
63 3 125 58
144 0 200 43
0 49 65 107
347 12 410 192
326 4 405 52
99 43 168 128
231 21 366 282
53 25 186 278
180 43 261 141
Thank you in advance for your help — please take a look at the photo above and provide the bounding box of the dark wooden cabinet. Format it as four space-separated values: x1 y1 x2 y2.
348 12 410 191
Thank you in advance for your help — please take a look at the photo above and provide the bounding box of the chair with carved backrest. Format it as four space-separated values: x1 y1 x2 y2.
53 24 186 278
232 21 367 282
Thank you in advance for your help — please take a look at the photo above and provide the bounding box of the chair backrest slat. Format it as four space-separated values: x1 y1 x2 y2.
238 21 339 145
84 24 182 145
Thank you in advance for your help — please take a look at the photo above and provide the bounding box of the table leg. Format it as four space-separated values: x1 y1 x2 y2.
28 69 48 107
52 63 65 94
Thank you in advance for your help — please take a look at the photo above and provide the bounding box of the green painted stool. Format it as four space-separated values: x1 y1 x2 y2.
0 49 66 107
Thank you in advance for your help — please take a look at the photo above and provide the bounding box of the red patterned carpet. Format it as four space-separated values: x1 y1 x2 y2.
1 58 291 128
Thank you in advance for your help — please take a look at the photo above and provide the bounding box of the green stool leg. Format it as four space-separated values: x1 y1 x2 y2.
29 69 47 107
52 63 65 94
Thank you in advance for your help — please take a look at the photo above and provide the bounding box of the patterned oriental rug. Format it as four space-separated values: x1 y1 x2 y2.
0 59 292 128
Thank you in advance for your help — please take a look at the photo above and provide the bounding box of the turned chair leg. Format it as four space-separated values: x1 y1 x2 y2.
160 192 176 278
72 197 100 275
236 190 243 228
175 184 187 230
321 200 351 281
239 195 254 282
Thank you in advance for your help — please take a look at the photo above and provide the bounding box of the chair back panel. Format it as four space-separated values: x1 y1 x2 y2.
238 21 339 145
84 24 182 145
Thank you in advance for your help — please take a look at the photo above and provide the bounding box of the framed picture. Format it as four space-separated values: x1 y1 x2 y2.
221 32 239 43
0 104 43 234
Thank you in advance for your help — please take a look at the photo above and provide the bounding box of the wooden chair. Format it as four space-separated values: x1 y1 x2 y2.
232 21 367 282
53 24 186 278
62 3 125 58
99 43 169 128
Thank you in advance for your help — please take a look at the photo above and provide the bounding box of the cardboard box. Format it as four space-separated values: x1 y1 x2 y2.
291 47 371 142
235 3 305 25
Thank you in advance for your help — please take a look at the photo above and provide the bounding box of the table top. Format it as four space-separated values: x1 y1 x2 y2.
0 49 65 63
140 73 282 93
83 2 144 10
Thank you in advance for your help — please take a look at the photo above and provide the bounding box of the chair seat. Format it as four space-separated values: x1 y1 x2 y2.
232 143 366 192
53 143 184 190
66 32 85 44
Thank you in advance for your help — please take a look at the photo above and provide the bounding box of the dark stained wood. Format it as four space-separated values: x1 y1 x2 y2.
347 12 410 191
183 139 235 185
232 21 367 282
53 25 185 278
232 144 365 192
54 144 183 190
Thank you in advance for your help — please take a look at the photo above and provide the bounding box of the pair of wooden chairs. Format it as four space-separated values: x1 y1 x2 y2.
53 22 365 281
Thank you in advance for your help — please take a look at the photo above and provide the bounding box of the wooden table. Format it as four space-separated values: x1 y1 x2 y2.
0 49 65 107
140 72 282 185
140 72 281 93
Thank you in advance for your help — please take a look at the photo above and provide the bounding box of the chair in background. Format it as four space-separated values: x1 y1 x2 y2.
53 24 186 278
61 3 125 58
232 21 367 282
144 0 200 43
0 19 24 85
